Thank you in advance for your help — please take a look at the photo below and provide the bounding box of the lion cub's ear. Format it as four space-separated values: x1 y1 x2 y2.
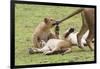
44 18 49 24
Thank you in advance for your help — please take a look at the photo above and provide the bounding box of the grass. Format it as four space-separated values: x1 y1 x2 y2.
15 4 95 65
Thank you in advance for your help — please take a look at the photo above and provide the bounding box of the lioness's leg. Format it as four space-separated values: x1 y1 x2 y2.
77 13 88 49
86 31 94 51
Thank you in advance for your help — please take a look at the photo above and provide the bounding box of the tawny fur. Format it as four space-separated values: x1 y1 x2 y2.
30 28 74 55
77 8 95 51
32 17 57 48
32 39 72 55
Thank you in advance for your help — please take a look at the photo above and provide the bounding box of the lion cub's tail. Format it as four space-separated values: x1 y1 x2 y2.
64 28 75 38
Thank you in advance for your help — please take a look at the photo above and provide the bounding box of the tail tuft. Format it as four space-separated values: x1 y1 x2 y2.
64 28 75 38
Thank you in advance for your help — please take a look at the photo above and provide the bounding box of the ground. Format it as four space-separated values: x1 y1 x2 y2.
15 4 94 65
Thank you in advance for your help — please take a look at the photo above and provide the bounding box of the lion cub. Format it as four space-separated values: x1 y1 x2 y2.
29 28 74 55
32 17 57 48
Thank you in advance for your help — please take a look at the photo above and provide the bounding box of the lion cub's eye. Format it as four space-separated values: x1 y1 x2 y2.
50 19 53 21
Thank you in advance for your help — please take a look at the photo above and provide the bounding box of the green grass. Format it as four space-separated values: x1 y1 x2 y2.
15 4 94 65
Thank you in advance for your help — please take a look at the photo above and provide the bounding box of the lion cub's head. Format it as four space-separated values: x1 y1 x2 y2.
44 17 56 28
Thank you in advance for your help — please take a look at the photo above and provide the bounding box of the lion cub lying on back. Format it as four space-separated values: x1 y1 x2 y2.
32 17 58 48
29 28 74 55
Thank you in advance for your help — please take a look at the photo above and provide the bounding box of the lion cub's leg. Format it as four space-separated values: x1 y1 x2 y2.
43 46 59 55
48 32 59 39
28 48 43 54
63 48 72 54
